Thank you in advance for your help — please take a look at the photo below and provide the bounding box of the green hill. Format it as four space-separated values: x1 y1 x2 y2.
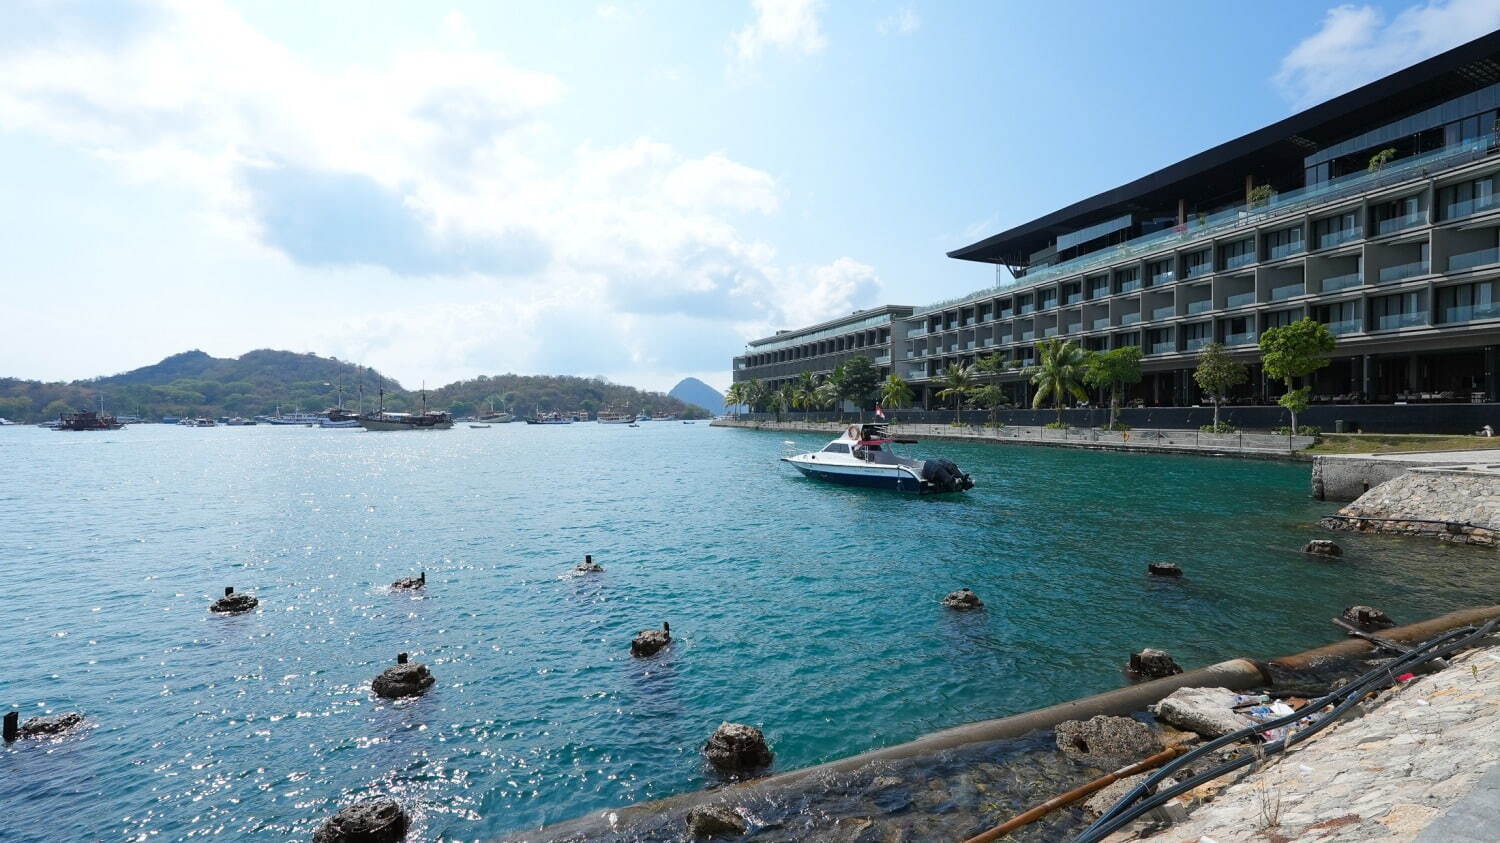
0 350 711 422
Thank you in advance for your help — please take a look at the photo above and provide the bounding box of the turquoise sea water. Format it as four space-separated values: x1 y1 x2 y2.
1 422 1494 841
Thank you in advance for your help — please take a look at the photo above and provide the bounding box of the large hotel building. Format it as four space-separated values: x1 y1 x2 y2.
733 32 1500 422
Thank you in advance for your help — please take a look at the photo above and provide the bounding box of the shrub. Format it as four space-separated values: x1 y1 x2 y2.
1200 422 1238 433
1102 422 1131 432
1043 421 1068 430
1272 425 1322 436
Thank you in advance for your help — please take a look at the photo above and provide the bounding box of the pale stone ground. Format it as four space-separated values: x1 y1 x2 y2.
1107 642 1500 842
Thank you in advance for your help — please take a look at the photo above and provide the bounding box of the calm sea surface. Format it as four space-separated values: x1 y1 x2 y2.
2 422 1494 840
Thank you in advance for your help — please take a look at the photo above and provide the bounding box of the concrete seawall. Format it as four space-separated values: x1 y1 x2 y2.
710 418 1314 459
1312 449 1500 501
1320 464 1500 547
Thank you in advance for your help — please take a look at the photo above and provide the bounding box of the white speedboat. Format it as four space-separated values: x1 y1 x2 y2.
781 423 974 494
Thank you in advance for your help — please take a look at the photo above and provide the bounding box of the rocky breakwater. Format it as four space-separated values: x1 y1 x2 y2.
1319 464 1500 547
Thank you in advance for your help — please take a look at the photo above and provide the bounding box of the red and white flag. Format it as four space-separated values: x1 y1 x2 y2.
875 405 886 420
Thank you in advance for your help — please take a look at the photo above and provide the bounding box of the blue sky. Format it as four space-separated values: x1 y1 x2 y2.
4 0 1499 392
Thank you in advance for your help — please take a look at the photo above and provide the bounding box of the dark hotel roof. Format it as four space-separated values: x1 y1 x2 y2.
948 29 1500 267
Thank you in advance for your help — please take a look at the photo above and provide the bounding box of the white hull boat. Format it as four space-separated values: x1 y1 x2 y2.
781 423 974 494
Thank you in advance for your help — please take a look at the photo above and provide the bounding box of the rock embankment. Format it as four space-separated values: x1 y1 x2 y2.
1318 466 1500 547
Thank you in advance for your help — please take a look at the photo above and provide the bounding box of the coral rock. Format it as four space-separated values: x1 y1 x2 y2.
703 722 773 775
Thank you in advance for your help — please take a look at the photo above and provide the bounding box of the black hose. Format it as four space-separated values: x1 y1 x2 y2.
1075 618 1500 842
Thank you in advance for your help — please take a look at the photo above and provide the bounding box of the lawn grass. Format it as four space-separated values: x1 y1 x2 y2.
1305 432 1500 454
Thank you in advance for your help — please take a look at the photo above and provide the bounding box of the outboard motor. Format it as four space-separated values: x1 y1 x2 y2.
920 458 974 492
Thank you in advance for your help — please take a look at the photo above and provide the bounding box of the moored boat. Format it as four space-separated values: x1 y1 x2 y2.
525 412 573 425
54 410 125 431
597 411 634 424
356 387 452 431
781 423 974 494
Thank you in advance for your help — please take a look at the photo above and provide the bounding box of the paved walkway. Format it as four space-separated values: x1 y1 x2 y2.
1110 642 1500 842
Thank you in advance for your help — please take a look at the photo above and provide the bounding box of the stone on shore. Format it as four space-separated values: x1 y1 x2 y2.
18 712 84 738
631 623 671 657
1125 648 1182 681
1147 562 1183 578
1150 686 1249 739
312 798 409 843
703 722 773 775
941 588 984 610
371 660 435 699
686 804 747 838
210 590 258 614
1303 539 1343 557
1341 605 1395 631
1054 715 1162 761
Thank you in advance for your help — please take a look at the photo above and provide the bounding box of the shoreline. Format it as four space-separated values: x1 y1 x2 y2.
512 606 1500 841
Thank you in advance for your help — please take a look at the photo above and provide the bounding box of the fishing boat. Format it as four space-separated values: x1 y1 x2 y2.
651 412 676 421
781 423 974 494
192 417 216 427
225 417 257 426
479 412 514 423
54 410 125 431
525 412 573 425
261 409 322 425
597 411 634 424
357 387 452 431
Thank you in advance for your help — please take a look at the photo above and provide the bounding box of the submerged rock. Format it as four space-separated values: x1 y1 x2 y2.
941 588 984 610
704 722 773 775
1342 605 1395 631
1083 770 1179 817
313 798 409 843
1124 648 1182 681
1147 562 1183 578
574 555 604 574
1303 539 1343 557
1150 687 1248 739
371 655 435 699
391 572 426 589
1054 715 1162 762
15 712 84 739
631 623 671 657
686 804 746 838
210 587 258 614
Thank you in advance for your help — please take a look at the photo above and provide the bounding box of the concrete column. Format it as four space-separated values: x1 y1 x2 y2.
1408 354 1420 391
1487 346 1499 402
1362 354 1374 400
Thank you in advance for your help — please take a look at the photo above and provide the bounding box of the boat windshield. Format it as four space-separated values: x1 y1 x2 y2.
821 443 851 454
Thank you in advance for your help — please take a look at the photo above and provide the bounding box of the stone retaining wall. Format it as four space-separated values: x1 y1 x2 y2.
1319 467 1500 547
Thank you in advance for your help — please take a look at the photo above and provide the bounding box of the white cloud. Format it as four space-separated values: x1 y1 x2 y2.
0 0 880 387
877 8 920 36
1275 0 1500 107
732 0 827 66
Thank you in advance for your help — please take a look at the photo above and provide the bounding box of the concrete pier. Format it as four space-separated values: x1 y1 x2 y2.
1311 449 1500 501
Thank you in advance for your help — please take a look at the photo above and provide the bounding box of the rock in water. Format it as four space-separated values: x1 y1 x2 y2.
631 622 671 657
1054 715 1162 761
575 555 604 574
703 722 773 775
941 588 984 610
391 572 425 589
1342 605 1395 630
1150 687 1249 739
210 588 258 614
1125 648 1182 680
371 658 435 699
1303 539 1343 557
18 712 84 738
313 799 409 843
686 805 747 838
1147 562 1183 578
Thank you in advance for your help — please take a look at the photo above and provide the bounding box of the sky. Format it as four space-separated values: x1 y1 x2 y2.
4 0 1500 392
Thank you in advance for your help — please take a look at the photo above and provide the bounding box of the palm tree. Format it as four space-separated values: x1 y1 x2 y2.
1030 338 1090 426
792 371 821 413
935 362 976 422
813 379 839 419
879 374 914 413
771 385 796 421
723 382 746 418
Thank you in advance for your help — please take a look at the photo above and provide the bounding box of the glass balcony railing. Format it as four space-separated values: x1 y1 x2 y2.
1322 318 1361 335
907 368 926 379
1118 279 1142 293
874 354 891 364
1120 312 1141 325
1019 304 1035 315
1064 293 1083 305
1320 272 1362 292
1443 194 1500 220
1449 248 1500 272
1267 241 1304 261
1317 228 1360 250
905 326 926 338
1440 302 1500 323
1374 311 1426 330
1185 337 1209 351
1375 212 1424 235
1225 291 1255 308
1270 283 1306 301
1062 323 1079 334
1223 251 1255 270
1184 264 1211 280
1091 317 1109 330
1150 270 1176 286
999 309 1014 319
1379 260 1428 283
1187 299 1213 314
1149 342 1176 355
1151 305 1175 320
1088 287 1108 300
1223 331 1256 345
1042 326 1058 337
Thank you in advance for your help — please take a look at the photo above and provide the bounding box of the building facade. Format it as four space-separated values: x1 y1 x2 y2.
734 31 1500 414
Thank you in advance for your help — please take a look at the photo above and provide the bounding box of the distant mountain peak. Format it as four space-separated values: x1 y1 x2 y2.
669 377 724 415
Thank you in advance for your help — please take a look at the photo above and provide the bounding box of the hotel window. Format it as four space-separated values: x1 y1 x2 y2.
1263 308 1300 330
1062 282 1083 305
1147 259 1175 286
1314 301 1361 334
1116 267 1141 293
997 299 1013 319
978 302 993 322
1373 196 1423 235
1220 316 1254 345
1371 291 1427 330
1184 321 1212 350
1313 211 1360 249
1112 331 1140 349
1220 238 1254 271
1439 176 1497 220
1184 250 1211 278
1437 281 1500 323
1443 110 1497 146
1017 294 1035 315
1087 275 1109 299
1265 226 1304 260
1085 336 1108 351
1038 288 1058 309
1147 327 1174 354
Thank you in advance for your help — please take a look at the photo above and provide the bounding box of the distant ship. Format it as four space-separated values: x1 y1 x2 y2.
55 410 124 431
357 388 452 431
597 410 634 424
525 412 573 425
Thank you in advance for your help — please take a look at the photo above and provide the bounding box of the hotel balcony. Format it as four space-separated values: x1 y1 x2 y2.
1321 272 1362 292
1376 212 1425 235
1448 247 1500 272
1380 260 1429 282
1440 301 1500 323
